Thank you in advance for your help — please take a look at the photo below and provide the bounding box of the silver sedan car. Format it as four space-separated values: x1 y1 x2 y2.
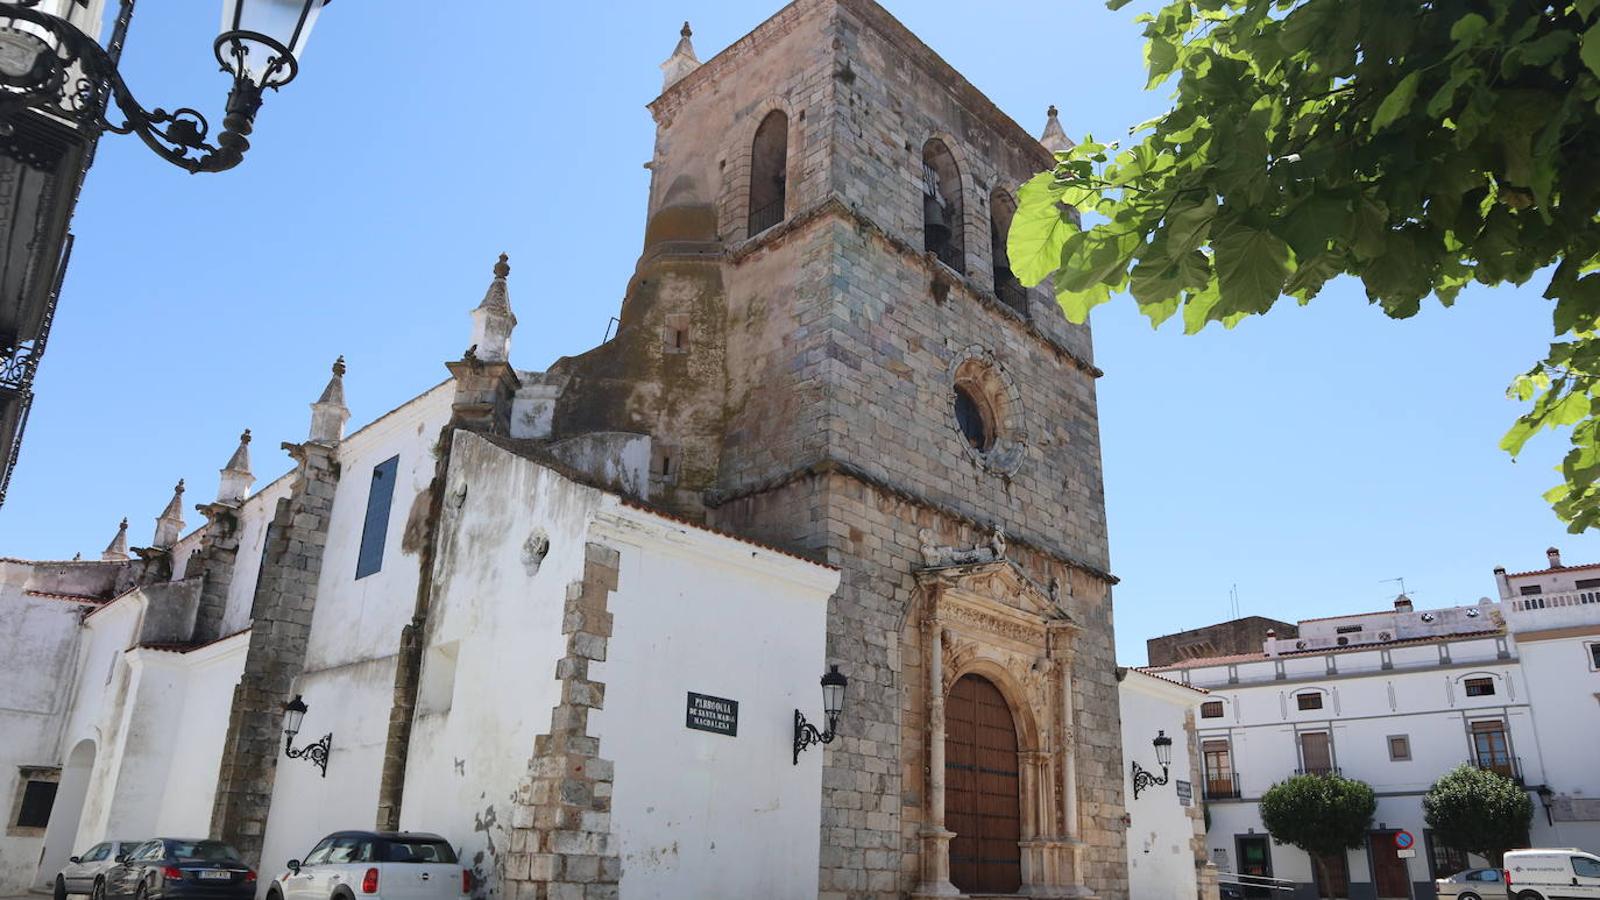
1435 867 1505 900
55 840 139 900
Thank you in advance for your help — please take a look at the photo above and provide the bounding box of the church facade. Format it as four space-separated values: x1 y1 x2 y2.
0 3 1130 898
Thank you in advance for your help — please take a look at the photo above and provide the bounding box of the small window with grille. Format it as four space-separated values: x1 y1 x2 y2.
1296 692 1323 711
1200 701 1224 719
1464 677 1496 697
10 773 58 831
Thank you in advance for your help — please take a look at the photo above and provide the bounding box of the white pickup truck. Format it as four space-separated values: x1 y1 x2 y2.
266 832 468 900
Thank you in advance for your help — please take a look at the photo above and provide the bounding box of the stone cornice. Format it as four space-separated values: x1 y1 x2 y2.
704 456 1117 584
729 195 1102 378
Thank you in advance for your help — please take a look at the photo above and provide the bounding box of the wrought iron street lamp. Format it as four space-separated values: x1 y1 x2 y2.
1130 730 1174 799
793 665 848 765
0 0 330 172
282 693 331 778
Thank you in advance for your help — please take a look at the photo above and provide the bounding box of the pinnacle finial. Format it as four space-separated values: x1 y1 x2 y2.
154 481 187 549
102 516 130 561
1040 104 1072 154
470 252 517 363
311 357 351 443
662 19 701 89
219 428 256 502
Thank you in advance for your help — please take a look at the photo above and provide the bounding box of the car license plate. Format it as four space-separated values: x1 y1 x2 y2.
198 871 232 881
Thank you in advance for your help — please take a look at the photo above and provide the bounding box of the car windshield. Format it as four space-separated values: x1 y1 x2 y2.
381 840 456 864
168 842 242 862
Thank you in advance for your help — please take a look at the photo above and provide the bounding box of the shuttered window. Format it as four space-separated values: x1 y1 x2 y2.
355 456 400 580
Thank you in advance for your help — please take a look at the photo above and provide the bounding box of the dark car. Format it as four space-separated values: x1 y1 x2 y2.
98 838 255 900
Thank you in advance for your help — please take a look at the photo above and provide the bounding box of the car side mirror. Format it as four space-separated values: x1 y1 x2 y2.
69 857 81 864
114 854 128 863
286 860 301 873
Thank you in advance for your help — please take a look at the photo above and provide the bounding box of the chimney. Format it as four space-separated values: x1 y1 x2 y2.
1547 547 1563 569
1394 595 1413 613
1493 566 1512 601
1264 628 1278 657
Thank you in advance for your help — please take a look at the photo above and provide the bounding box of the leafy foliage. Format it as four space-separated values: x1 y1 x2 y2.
1259 774 1377 899
1423 763 1533 866
1011 0 1600 529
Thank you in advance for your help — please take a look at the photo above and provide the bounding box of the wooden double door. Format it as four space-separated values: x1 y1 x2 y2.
946 674 1022 894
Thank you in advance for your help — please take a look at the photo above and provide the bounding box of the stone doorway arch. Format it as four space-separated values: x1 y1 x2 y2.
909 551 1091 899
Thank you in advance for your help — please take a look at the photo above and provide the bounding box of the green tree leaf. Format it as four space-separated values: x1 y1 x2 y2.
1008 173 1078 287
1212 220 1291 315
1371 71 1422 134
1584 22 1600 77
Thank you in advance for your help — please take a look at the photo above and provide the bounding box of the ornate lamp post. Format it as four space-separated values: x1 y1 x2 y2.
281 693 331 778
793 665 848 765
1130 730 1174 799
0 0 331 172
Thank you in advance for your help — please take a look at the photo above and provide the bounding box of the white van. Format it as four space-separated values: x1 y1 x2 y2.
1503 848 1600 899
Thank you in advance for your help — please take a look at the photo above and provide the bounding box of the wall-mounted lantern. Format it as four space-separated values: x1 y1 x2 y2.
0 0 332 173
1130 730 1173 799
1537 784 1556 826
282 694 331 778
793 665 848 765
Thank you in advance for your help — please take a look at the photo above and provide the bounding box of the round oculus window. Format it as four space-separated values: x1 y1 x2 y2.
953 384 993 451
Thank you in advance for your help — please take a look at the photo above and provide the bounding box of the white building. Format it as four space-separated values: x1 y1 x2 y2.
1497 548 1600 852
0 258 842 900
1149 554 1600 900
1117 668 1216 900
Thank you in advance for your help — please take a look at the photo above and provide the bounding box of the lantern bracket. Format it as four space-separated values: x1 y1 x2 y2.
0 0 308 173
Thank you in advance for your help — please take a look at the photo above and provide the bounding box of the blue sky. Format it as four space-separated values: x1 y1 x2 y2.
2 1 1594 665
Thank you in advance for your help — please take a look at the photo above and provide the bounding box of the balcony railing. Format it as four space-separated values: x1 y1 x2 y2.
994 270 1029 315
1295 766 1341 777
1512 590 1600 612
748 198 784 236
1204 773 1241 800
1474 755 1524 784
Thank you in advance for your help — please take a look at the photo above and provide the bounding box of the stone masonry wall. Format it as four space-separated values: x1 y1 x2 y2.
209 441 338 864
634 2 1127 896
189 504 243 643
501 541 622 900
1146 617 1297 668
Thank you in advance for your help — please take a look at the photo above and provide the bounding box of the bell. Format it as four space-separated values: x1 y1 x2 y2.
923 192 952 252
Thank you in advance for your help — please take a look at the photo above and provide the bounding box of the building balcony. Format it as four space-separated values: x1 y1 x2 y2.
1203 773 1241 800
1295 766 1341 777
1474 756 1524 785
747 199 784 236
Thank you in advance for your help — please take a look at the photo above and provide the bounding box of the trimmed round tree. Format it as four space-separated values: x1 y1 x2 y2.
1424 764 1534 867
1259 774 1377 899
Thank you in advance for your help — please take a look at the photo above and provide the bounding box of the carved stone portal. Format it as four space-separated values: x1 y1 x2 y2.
911 559 1096 899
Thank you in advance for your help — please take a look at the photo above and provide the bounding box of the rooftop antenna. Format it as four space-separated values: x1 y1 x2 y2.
1230 583 1240 619
1381 576 1410 598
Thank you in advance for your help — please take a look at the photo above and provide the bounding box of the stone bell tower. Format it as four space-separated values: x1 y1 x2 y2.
542 2 1126 897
